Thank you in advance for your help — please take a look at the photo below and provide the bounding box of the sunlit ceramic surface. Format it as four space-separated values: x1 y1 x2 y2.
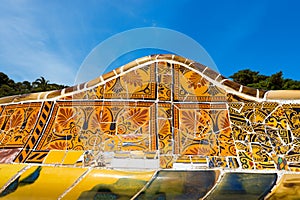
0 54 300 199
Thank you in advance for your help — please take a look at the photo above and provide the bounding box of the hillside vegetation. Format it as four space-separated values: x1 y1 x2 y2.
0 72 67 98
230 69 300 90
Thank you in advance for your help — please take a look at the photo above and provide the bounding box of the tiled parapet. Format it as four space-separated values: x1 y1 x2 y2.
0 54 300 171
1 54 300 199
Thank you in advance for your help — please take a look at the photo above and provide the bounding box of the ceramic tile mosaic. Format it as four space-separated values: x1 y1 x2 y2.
1 54 300 199
0 166 87 199
62 169 154 199
206 173 277 199
136 170 219 199
0 102 42 148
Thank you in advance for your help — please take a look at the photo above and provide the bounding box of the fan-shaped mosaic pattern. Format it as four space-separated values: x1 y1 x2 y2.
0 54 300 199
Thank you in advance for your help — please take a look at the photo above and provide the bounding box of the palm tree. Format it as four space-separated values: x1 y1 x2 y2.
33 76 50 91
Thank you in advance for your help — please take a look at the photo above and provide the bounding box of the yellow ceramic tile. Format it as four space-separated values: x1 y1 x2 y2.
160 155 174 168
176 155 207 163
43 150 66 164
267 174 300 199
98 64 156 99
0 164 26 189
2 166 87 199
19 165 40 179
62 151 84 165
62 169 154 200
158 118 172 154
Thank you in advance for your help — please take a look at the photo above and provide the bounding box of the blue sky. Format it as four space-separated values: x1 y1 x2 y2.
0 0 300 85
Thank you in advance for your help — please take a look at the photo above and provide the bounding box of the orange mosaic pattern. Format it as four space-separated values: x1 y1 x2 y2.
0 54 299 172
0 102 41 148
174 103 235 157
174 64 226 102
62 64 156 100
36 101 156 152
1 54 300 199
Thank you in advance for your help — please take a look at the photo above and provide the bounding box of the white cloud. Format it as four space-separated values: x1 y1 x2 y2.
0 1 78 85
0 0 162 86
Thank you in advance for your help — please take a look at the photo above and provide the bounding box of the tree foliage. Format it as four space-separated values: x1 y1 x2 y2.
230 69 300 90
0 72 68 98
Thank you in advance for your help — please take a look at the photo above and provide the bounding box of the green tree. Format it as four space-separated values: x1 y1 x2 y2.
0 84 14 97
0 72 67 97
22 81 32 92
230 69 300 90
266 71 284 90
229 69 267 86
282 79 300 90
0 72 15 97
13 81 32 94
32 76 50 91
0 72 10 85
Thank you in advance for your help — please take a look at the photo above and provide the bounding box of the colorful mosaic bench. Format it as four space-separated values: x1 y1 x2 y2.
0 54 300 199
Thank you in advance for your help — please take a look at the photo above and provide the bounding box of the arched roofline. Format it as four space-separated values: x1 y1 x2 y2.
2 54 298 105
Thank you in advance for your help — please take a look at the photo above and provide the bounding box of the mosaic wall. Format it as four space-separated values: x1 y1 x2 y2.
0 54 300 199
